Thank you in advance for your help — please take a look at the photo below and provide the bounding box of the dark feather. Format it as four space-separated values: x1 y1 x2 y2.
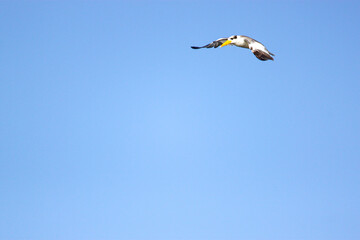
191 38 228 49
252 50 274 61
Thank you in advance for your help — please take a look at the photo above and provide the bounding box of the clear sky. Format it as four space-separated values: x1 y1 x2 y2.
1 1 360 239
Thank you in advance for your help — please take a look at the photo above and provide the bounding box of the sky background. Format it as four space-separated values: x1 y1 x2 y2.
1 1 360 239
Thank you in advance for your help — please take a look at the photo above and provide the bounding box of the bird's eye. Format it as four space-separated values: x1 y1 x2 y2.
233 36 237 39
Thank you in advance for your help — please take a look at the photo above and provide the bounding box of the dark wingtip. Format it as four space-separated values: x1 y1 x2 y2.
191 46 200 49
253 50 274 61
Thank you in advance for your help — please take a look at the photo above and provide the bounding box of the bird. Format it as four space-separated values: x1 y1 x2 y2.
191 35 275 61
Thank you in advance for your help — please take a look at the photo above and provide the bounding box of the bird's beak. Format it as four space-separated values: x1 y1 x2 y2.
220 40 232 47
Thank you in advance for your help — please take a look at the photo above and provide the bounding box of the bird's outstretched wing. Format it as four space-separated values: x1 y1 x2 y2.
251 50 274 61
191 38 228 49
244 38 274 61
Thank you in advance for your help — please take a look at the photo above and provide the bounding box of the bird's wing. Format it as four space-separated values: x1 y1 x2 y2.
191 38 229 49
251 49 274 61
244 38 274 61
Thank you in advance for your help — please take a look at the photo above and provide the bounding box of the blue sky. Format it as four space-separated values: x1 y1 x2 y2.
1 1 360 239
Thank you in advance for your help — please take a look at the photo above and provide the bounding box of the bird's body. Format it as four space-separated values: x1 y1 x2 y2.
191 35 274 61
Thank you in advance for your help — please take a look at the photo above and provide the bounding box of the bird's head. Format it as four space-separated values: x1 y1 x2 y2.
220 35 238 47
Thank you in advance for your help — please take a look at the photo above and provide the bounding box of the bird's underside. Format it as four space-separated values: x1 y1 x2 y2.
191 35 274 61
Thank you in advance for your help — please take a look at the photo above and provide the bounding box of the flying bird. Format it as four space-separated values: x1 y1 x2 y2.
191 35 275 61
